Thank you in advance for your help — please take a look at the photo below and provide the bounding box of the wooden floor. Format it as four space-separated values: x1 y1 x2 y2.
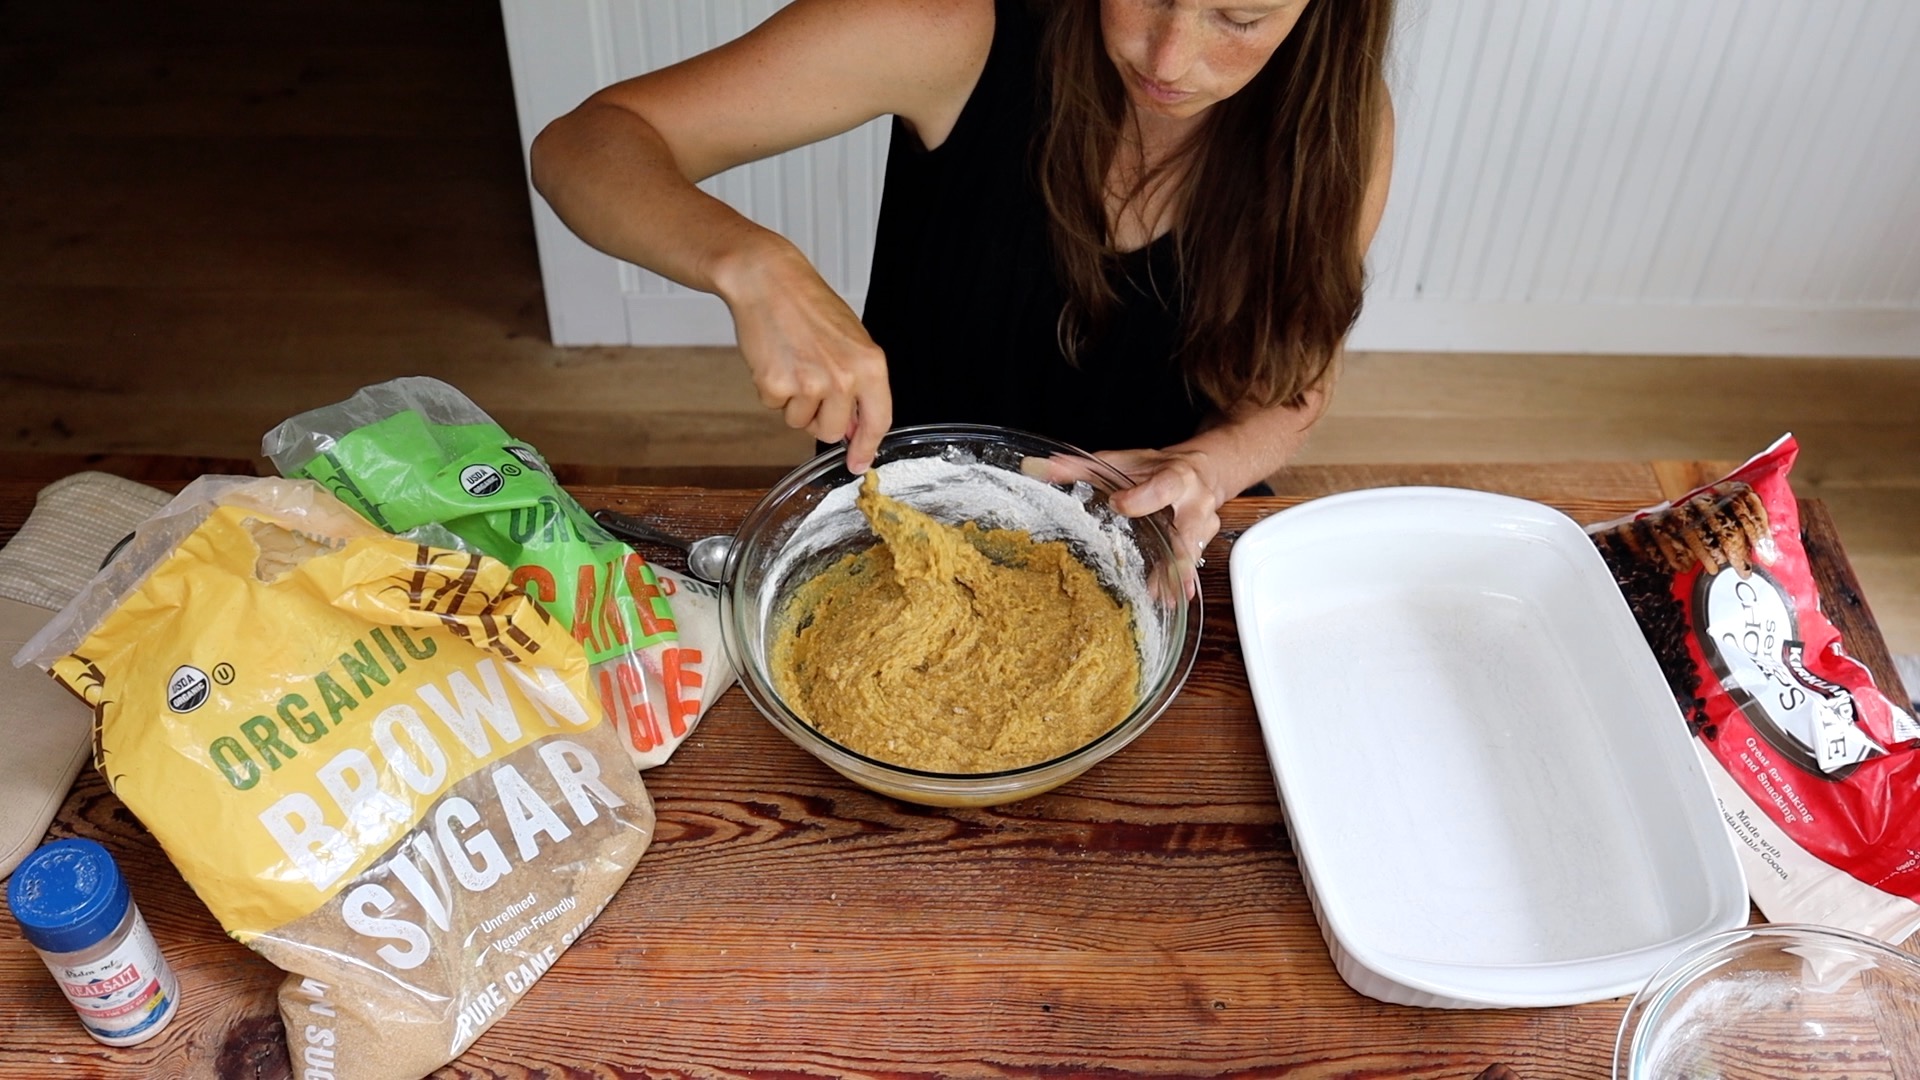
2 2 1916 659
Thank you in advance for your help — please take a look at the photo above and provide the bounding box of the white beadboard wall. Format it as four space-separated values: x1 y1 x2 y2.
1362 0 1920 355
502 0 1920 356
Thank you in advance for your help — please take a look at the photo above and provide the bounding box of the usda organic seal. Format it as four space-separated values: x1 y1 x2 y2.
460 464 505 497
167 665 210 713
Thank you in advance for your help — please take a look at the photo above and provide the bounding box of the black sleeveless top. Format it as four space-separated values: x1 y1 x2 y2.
860 0 1207 453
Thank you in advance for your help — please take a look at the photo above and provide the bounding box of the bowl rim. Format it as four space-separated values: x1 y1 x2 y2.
1612 921 1920 1080
723 422 1203 788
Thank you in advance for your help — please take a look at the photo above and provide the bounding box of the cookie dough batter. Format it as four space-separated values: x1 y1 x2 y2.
770 470 1140 773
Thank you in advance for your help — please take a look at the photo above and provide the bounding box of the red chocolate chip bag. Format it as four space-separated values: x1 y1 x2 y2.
1590 435 1920 943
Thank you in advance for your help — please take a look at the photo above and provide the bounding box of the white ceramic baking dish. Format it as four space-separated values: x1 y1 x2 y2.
1230 487 1748 1009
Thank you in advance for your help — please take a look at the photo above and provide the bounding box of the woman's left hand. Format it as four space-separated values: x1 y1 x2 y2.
1023 391 1327 592
1024 446 1230 596
1093 447 1230 574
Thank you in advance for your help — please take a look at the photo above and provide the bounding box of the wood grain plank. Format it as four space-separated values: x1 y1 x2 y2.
0 53 523 141
0 1 509 49
0 471 1909 1079
1263 460 1667 505
1329 353 1920 425
1299 416 1920 489
1651 459 1744 500
1847 554 1920 665
1807 500 1912 707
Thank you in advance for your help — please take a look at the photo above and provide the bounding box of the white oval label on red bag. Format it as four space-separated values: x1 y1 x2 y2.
1698 565 1883 777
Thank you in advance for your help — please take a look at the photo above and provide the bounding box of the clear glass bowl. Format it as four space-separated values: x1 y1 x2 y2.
721 424 1202 807
1615 923 1920 1079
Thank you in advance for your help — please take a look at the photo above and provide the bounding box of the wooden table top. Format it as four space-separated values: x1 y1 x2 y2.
0 460 1910 1079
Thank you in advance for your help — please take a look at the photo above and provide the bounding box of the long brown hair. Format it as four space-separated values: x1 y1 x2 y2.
1037 0 1393 412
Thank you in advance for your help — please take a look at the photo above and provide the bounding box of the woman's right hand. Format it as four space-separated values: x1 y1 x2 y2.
712 236 893 474
529 0 992 475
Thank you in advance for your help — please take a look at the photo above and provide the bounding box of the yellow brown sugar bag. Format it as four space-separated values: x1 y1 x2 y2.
15 476 653 1078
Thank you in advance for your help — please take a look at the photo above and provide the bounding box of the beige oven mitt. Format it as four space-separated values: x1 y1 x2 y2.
0 472 172 880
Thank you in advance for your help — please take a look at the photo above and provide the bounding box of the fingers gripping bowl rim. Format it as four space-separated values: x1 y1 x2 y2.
720 424 1203 807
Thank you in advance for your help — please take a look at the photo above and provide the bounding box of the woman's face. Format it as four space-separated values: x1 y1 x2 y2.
1100 0 1309 121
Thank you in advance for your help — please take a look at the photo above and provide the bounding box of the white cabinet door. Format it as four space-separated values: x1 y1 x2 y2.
500 0 888 346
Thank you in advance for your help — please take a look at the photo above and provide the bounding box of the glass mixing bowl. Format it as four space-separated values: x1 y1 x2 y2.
1615 923 1920 1079
721 424 1202 807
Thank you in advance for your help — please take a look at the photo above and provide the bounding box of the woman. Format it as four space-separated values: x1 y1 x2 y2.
531 0 1395 567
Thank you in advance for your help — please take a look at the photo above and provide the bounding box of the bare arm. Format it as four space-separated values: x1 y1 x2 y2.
528 0 993 470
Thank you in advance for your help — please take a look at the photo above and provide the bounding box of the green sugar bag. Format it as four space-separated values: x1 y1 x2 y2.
263 377 725 768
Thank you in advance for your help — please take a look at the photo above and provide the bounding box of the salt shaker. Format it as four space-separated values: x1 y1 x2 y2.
6 838 180 1046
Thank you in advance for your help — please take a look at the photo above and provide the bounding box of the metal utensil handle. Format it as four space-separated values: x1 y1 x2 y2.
591 508 692 553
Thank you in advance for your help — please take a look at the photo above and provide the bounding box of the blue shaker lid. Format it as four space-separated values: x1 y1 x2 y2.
6 838 132 955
